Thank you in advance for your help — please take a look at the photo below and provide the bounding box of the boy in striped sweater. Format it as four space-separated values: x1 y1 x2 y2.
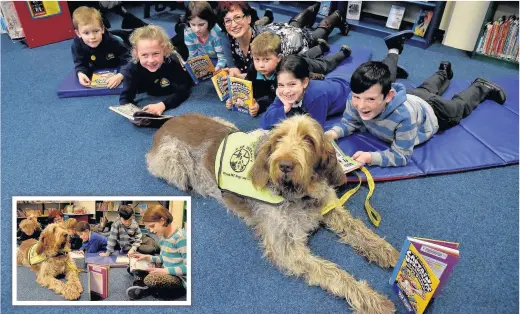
99 205 143 256
126 204 187 300
326 61 506 167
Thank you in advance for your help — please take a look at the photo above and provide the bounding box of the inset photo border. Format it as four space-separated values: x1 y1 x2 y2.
13 196 191 306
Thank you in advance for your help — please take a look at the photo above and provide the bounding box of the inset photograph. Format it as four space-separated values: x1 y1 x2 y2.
13 196 190 306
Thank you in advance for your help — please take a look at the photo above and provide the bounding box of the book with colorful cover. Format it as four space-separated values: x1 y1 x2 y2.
346 1 362 21
390 237 460 314
227 76 253 114
412 10 433 38
88 264 109 300
90 69 117 88
331 141 363 174
386 5 406 30
211 69 229 101
318 1 332 17
185 54 215 84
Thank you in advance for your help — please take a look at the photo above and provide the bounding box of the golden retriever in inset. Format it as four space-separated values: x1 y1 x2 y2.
146 113 399 313
17 223 83 300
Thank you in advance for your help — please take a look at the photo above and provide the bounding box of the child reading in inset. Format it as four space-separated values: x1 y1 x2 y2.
119 25 193 116
75 221 108 253
71 6 130 88
126 205 187 300
99 205 143 256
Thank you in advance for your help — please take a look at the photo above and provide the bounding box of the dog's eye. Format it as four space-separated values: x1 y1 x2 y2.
303 135 316 149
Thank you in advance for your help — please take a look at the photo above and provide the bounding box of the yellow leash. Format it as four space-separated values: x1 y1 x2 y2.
321 166 382 227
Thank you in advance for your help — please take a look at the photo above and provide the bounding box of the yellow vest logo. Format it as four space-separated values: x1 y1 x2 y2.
160 78 170 87
106 53 115 60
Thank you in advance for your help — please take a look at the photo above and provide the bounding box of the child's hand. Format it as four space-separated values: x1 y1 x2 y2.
225 98 233 110
107 73 123 89
249 101 259 117
276 88 293 113
127 248 136 256
73 250 84 255
352 151 372 165
77 72 90 87
225 67 242 78
99 252 110 256
129 252 151 261
324 129 339 141
143 102 166 116
148 268 169 275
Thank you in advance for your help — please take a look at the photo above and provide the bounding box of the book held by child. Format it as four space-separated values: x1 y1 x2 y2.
228 76 253 114
90 69 117 88
211 69 229 101
390 237 460 314
184 54 215 84
129 257 156 272
109 103 173 121
331 141 363 174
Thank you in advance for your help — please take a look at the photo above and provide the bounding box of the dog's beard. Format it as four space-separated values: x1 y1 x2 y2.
270 167 308 199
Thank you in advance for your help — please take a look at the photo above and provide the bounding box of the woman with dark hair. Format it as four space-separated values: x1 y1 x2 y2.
183 1 229 70
217 1 348 76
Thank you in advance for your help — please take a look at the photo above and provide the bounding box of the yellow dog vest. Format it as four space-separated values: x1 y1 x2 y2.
28 243 46 265
215 132 284 205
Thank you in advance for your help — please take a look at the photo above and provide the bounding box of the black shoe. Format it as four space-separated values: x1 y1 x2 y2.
309 72 325 80
438 61 453 80
396 65 409 79
263 9 274 24
384 30 414 54
126 285 149 300
340 45 352 58
473 78 507 105
317 38 331 53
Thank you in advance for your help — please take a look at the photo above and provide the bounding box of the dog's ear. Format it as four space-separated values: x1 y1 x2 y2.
318 138 347 187
36 231 47 255
249 134 272 189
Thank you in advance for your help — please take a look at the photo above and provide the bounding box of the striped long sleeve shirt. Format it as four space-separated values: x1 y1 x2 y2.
331 83 439 167
105 219 142 254
152 228 187 287
184 25 228 69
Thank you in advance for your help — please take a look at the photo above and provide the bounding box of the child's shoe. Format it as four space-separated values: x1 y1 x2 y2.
309 72 325 80
126 285 149 300
255 9 274 25
317 38 331 53
384 30 414 54
340 45 352 58
472 78 507 105
439 61 453 80
396 65 409 79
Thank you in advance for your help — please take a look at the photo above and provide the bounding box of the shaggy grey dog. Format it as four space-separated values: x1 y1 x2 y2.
146 113 399 313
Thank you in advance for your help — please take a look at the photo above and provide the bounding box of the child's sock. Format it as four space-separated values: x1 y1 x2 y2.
388 48 399 55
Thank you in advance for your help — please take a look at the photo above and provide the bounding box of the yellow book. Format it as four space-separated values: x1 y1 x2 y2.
185 54 215 83
227 76 253 114
90 69 117 88
211 70 229 101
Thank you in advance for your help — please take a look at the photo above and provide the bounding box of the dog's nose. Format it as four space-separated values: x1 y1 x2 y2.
279 161 293 173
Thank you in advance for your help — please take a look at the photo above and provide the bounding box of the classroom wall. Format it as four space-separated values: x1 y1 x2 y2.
442 1 490 51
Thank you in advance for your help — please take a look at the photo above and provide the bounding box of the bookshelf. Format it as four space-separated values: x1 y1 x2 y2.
255 1 446 48
471 1 519 69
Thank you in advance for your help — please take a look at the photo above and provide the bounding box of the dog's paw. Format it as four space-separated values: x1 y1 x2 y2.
379 244 400 268
62 288 81 300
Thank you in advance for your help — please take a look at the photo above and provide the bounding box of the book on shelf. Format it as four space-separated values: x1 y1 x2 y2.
386 5 406 30
227 76 253 114
90 69 117 88
331 141 363 174
412 10 433 38
318 1 332 17
109 103 173 121
88 264 109 300
211 69 229 101
129 257 156 272
390 237 460 314
346 1 362 21
183 54 215 84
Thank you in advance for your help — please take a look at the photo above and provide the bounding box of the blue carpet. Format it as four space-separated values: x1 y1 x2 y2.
2 4 519 314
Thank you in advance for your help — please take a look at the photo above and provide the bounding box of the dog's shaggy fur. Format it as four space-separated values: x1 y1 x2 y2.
17 223 83 300
147 113 399 313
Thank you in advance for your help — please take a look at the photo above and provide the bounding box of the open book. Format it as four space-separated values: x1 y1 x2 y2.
109 103 173 121
129 257 156 272
331 141 362 173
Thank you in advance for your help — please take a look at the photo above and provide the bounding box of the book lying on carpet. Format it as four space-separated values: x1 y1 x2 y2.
109 103 173 121
88 264 109 300
390 237 460 314
331 141 363 174
90 69 117 88
386 5 406 30
412 10 433 38
115 255 130 264
228 76 253 114
346 1 362 20
212 69 229 101
184 54 215 84
129 257 156 272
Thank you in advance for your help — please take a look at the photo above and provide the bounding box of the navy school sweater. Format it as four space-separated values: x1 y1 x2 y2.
119 54 193 110
71 32 130 76
245 65 277 115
